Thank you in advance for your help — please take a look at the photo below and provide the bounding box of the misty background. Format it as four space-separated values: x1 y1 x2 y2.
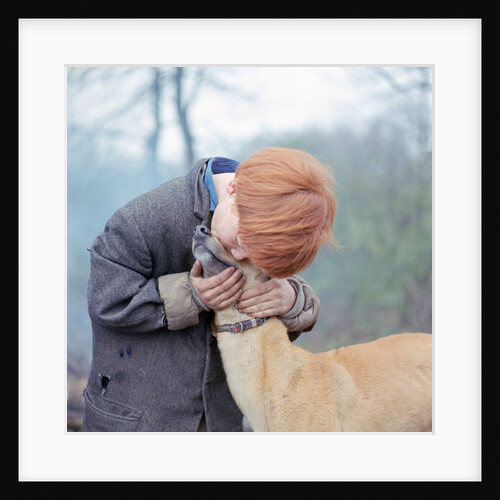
67 65 432 430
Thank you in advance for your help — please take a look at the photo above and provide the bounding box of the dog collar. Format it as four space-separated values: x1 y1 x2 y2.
215 317 267 335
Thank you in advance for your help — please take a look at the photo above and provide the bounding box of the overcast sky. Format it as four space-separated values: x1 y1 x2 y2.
67 64 431 168
157 65 421 161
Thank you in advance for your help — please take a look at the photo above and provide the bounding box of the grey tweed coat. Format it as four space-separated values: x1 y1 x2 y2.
82 158 320 432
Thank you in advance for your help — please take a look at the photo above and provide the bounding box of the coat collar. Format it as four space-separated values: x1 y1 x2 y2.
186 158 211 223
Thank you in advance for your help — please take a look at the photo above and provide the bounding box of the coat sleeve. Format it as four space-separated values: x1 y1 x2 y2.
279 275 320 341
87 206 167 333
157 272 206 330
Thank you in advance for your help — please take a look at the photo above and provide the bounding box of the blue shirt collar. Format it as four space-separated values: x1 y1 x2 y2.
203 157 239 211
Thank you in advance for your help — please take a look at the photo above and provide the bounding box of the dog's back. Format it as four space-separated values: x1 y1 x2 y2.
311 332 432 432
227 317 432 432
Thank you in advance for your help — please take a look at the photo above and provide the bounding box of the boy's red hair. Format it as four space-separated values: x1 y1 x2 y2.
235 147 336 278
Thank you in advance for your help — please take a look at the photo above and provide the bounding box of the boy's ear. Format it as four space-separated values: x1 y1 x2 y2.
227 179 237 197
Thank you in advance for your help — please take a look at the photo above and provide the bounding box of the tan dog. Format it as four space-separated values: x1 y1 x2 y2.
192 225 432 432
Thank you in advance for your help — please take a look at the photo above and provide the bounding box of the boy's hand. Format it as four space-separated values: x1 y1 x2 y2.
236 279 296 318
190 260 245 311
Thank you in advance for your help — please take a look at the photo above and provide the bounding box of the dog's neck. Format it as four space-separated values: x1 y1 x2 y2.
213 259 268 328
212 259 294 432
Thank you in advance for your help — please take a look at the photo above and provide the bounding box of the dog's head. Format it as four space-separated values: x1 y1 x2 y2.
192 225 268 287
192 225 239 278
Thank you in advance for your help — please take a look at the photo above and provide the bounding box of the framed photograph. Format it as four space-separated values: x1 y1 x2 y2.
19 18 481 482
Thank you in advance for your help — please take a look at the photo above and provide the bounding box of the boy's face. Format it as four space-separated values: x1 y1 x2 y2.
210 180 249 262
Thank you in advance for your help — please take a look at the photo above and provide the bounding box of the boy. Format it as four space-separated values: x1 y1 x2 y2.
82 147 335 431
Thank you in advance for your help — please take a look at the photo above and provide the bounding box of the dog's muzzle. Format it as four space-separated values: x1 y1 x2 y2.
192 225 236 277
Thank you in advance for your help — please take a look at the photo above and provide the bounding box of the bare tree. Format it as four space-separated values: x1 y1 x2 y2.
173 67 208 168
146 67 164 181
172 66 252 169
68 66 249 177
